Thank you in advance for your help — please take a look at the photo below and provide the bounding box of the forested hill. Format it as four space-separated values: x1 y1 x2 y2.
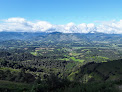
69 59 122 82
0 59 122 92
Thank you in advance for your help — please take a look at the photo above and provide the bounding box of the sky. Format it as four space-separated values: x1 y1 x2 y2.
0 0 122 33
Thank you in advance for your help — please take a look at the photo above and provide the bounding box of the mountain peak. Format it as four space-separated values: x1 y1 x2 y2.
49 32 62 34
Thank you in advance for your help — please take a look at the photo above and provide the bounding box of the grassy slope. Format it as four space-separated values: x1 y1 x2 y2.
69 59 122 82
0 80 32 92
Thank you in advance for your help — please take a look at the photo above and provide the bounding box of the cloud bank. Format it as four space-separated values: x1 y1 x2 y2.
0 17 122 34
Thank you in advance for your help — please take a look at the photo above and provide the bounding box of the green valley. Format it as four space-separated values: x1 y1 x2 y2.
0 32 122 92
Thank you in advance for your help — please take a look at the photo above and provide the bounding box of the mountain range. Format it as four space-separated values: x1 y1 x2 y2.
0 32 122 44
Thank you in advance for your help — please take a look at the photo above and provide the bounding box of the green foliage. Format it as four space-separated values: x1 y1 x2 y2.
0 80 32 92
74 59 122 82
57 81 119 92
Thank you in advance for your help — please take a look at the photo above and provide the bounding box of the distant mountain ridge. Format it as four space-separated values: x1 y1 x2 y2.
0 32 122 43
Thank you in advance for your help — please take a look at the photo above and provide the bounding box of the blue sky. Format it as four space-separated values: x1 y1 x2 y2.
0 0 122 24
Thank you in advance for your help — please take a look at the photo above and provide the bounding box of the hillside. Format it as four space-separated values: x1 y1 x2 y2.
0 32 122 92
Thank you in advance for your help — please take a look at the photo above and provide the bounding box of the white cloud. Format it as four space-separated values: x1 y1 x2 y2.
5 17 26 23
0 17 122 34
32 21 53 32
96 20 122 34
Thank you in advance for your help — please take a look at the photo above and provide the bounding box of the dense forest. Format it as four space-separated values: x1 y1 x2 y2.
0 32 122 92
